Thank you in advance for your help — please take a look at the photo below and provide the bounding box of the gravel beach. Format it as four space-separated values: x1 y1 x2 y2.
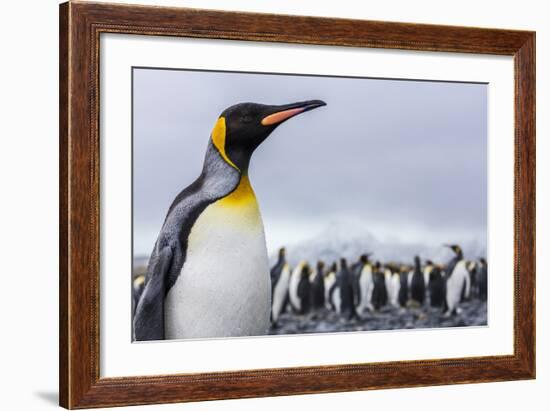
269 300 488 335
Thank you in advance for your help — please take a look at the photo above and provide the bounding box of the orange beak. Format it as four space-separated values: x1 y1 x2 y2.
261 107 307 126
260 100 326 126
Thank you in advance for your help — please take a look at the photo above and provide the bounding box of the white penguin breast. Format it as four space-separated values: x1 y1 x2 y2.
164 192 271 340
272 265 290 321
288 266 303 311
446 260 470 309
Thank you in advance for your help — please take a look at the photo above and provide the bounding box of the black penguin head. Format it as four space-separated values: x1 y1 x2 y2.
479 257 487 266
211 100 326 172
278 247 286 259
445 244 463 257
359 253 371 264
340 258 348 269
317 260 325 271
425 259 434 266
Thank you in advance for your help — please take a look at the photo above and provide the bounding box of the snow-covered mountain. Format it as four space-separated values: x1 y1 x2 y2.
134 219 487 270
272 219 486 267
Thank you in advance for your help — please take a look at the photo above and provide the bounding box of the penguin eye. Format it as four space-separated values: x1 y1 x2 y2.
240 114 253 123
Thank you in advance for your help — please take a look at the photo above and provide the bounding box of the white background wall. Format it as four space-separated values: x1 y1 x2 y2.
0 0 547 410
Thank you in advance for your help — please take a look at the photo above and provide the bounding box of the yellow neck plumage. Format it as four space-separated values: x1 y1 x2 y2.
210 117 260 223
216 175 262 228
218 175 257 207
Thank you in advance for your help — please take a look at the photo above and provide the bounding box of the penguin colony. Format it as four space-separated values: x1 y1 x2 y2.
270 244 488 329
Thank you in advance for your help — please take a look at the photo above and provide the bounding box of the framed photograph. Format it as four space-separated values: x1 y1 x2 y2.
59 1 535 408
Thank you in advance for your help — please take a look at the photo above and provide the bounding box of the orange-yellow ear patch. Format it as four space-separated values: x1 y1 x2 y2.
211 117 239 171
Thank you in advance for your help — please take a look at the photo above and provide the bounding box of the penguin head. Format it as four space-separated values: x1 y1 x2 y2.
133 275 145 291
445 244 463 257
339 258 348 269
317 260 325 271
211 100 326 171
278 247 286 259
359 253 371 264
479 257 487 266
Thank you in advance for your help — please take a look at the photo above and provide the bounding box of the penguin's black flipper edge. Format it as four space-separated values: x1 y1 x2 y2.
352 274 360 306
133 246 173 341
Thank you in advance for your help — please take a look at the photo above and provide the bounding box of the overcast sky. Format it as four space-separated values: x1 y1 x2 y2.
133 68 487 258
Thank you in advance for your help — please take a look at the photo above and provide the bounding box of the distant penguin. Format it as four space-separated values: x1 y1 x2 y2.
310 261 326 310
297 264 312 314
270 247 286 291
388 268 401 307
133 99 326 341
466 260 479 298
338 258 357 320
398 265 409 307
289 261 311 314
410 256 426 306
371 262 388 310
356 259 375 314
423 260 432 286
426 261 445 308
132 274 146 315
384 266 393 298
351 253 371 305
478 258 488 301
270 248 290 325
325 262 339 311
443 244 471 316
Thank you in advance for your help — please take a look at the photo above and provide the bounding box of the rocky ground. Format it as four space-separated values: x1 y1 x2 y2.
269 299 488 335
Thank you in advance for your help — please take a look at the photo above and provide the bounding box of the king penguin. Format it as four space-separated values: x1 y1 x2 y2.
356 256 375 314
338 258 357 320
270 247 287 291
466 260 479 298
310 261 326 310
324 262 338 311
132 274 146 316
351 253 371 306
270 247 291 326
443 244 471 316
425 260 445 308
289 262 312 314
133 100 326 340
371 261 388 310
388 265 401 307
398 265 410 307
410 255 426 306
478 257 488 301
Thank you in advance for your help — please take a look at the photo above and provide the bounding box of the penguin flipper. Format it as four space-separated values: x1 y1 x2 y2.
133 247 173 341
352 274 360 306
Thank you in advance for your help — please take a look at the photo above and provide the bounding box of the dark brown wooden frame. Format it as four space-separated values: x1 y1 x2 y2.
59 1 536 409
